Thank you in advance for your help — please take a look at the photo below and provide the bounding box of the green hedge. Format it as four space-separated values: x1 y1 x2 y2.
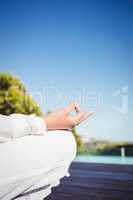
0 72 42 116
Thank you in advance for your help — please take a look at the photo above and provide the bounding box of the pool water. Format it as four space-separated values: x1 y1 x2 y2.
75 155 133 165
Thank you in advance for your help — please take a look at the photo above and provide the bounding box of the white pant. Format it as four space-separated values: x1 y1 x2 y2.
0 130 77 200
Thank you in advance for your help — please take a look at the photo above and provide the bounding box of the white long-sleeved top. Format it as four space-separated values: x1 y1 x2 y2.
0 114 46 142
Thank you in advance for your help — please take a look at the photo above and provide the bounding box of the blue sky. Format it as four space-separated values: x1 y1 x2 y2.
0 0 133 141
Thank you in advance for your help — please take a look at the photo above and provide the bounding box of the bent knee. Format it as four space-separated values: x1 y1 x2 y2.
59 130 77 161
46 130 77 162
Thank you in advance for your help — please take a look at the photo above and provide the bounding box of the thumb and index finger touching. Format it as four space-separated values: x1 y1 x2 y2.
65 101 94 125
65 101 81 113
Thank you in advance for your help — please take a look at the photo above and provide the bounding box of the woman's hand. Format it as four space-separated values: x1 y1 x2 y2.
44 102 93 131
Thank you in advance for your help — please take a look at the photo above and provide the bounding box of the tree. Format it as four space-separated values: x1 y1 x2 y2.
0 73 42 116
72 127 84 154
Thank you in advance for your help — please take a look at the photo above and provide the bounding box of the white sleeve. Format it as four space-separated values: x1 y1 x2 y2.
0 114 46 142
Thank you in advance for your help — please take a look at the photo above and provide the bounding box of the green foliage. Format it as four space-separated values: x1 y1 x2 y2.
72 128 86 154
0 72 42 116
83 138 133 156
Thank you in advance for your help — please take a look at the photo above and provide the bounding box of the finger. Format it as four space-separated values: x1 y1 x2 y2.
78 112 94 124
68 101 81 112
73 112 94 125
64 101 81 114
73 112 86 125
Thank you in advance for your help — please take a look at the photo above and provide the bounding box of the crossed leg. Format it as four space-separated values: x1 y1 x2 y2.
0 130 77 200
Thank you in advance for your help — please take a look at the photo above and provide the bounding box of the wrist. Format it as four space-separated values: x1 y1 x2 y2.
44 116 54 131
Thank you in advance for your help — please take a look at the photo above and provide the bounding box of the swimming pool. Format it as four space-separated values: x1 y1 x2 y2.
75 155 133 165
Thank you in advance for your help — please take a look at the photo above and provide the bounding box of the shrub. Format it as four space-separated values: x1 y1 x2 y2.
72 128 84 154
0 72 42 116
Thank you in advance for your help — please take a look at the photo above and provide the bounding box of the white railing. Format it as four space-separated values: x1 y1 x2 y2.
121 147 125 164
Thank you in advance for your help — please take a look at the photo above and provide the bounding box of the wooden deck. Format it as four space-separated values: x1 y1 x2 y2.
45 162 133 200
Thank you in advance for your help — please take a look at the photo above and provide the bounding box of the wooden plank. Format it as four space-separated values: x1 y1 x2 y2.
45 162 133 200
